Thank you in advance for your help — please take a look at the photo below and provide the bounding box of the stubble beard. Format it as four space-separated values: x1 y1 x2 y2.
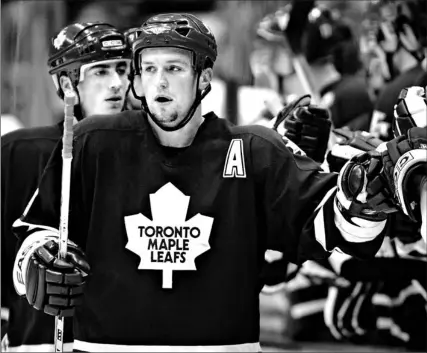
152 108 180 128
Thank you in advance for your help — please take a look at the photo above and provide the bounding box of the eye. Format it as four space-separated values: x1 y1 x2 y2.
143 66 156 73
117 67 127 76
168 65 182 72
94 69 108 76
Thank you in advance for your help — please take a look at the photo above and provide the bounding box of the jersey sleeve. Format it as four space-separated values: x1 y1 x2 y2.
251 132 384 265
1 141 15 309
12 138 89 249
2 136 54 308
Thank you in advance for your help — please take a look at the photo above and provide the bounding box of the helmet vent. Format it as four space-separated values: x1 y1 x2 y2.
177 20 189 25
176 27 190 37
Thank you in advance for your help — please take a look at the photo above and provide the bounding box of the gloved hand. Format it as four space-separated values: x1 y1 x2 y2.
380 86 427 223
393 86 426 138
381 127 427 222
25 239 90 317
336 149 398 223
327 128 384 173
273 95 332 163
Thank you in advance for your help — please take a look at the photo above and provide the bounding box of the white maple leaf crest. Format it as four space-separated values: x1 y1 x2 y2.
124 182 214 289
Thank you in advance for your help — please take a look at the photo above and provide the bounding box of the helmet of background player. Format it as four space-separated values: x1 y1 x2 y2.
48 22 132 119
130 13 217 132
302 5 353 65
256 4 354 68
254 5 295 78
256 5 292 43
124 27 143 110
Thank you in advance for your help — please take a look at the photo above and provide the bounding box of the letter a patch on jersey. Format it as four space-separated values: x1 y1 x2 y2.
223 139 246 178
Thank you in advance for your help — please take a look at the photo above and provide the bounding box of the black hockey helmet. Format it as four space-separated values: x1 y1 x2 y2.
124 27 144 78
129 13 218 131
48 22 132 99
132 13 217 75
303 5 353 64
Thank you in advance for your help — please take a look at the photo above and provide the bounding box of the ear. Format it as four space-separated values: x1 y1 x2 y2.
59 76 78 100
198 68 213 91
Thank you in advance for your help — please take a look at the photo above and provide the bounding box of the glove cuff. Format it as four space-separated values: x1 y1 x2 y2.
393 149 427 221
13 230 59 296
334 198 387 243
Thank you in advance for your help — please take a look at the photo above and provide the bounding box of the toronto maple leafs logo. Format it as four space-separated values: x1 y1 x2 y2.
144 25 170 35
53 29 67 50
124 183 213 289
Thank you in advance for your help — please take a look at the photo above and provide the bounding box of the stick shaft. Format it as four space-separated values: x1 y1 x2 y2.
420 178 427 244
54 92 76 352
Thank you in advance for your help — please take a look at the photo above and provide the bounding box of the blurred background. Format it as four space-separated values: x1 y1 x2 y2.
2 0 426 351
1 0 373 128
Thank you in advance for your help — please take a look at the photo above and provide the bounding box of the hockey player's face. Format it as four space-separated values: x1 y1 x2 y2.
139 48 197 128
77 60 130 117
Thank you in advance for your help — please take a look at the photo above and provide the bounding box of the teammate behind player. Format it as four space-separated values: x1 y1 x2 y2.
10 13 426 351
1 22 131 352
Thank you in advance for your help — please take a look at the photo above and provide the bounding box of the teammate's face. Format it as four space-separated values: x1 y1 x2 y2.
138 48 197 129
77 60 130 117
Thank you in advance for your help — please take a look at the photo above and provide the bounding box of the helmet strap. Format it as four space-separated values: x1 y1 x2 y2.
69 79 84 121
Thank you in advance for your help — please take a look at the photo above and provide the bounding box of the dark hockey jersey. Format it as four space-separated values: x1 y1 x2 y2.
13 111 384 351
1 123 74 351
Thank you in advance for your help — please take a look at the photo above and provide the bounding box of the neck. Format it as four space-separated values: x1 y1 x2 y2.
148 105 204 147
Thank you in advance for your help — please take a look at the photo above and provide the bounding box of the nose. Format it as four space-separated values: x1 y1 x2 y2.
158 70 168 89
110 72 123 92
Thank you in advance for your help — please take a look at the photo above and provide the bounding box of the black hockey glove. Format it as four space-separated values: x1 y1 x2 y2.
392 86 426 138
381 127 427 223
25 240 90 317
327 129 384 173
273 95 331 163
380 86 427 223
336 149 398 222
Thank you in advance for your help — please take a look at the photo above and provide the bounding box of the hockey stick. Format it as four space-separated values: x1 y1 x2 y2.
54 91 76 352
418 176 426 244
285 0 320 105
265 1 318 128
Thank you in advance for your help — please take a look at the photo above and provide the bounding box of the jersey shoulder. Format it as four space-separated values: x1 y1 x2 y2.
74 110 147 138
225 121 320 171
1 124 61 151
230 123 289 151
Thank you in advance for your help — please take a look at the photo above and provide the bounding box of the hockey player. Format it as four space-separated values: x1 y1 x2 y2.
11 14 426 351
370 0 426 141
256 4 374 132
324 86 427 350
1 22 131 351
